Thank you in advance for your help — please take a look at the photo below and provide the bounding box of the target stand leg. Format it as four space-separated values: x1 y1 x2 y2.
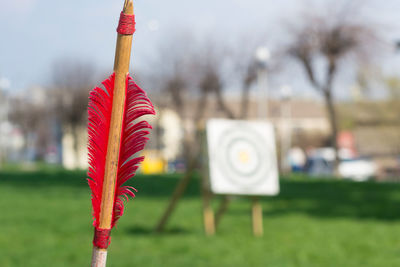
203 202 215 236
201 174 215 236
200 129 216 236
252 196 263 237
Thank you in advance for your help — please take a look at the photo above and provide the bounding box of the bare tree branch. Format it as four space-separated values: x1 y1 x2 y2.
285 0 382 171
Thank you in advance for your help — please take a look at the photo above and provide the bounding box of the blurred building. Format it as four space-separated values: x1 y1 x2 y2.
62 126 88 169
0 87 26 164
60 107 184 172
143 97 330 169
180 97 330 148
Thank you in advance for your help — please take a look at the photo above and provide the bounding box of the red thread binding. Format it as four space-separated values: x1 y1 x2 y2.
117 12 136 35
93 228 112 249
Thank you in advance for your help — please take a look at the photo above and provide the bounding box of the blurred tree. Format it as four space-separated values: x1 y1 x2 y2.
8 97 50 160
286 1 380 170
228 36 281 119
153 34 237 232
51 58 95 160
150 34 236 160
240 61 258 119
196 46 235 120
385 76 400 99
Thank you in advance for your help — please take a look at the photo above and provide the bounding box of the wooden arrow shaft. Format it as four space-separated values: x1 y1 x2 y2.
99 0 133 231
91 1 134 267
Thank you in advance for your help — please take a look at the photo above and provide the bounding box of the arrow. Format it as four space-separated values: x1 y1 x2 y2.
87 1 155 266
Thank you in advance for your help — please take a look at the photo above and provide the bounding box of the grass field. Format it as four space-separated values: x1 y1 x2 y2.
1 169 400 266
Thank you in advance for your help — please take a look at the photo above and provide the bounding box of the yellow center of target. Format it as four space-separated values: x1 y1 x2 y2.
238 150 250 164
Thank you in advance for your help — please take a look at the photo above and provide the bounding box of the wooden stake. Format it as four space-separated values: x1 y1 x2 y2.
91 1 134 266
200 130 215 236
203 203 215 236
251 196 263 237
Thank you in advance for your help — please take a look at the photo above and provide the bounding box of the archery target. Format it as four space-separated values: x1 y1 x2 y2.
206 119 279 196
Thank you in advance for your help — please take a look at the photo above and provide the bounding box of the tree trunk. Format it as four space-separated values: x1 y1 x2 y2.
215 88 235 119
323 90 340 175
240 84 251 119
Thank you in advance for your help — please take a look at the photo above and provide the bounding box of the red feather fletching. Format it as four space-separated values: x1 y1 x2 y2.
87 73 155 228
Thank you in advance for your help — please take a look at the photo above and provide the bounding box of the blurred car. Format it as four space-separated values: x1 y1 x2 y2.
167 159 186 173
339 158 376 181
304 157 334 178
305 148 376 181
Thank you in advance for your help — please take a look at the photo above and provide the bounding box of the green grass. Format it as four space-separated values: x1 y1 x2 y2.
1 170 400 266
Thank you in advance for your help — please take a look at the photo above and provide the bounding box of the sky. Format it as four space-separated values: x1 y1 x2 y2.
1 0 400 99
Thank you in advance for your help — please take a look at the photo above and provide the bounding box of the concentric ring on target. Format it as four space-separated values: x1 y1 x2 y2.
215 125 272 188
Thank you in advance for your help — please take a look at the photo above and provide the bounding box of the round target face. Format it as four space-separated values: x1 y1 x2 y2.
215 126 272 189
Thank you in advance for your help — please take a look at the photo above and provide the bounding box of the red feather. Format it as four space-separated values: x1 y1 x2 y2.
87 73 155 228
